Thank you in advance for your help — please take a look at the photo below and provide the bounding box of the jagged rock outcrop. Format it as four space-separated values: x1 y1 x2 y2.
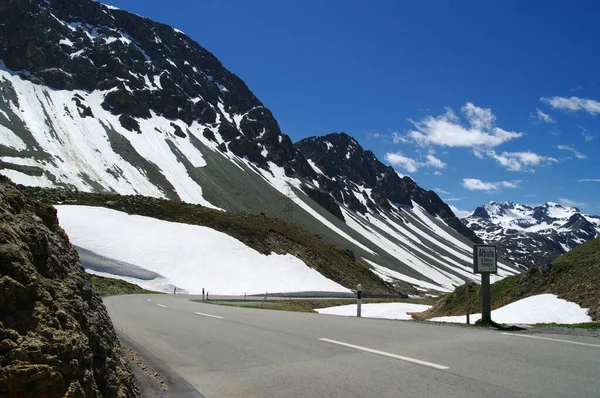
0 176 138 397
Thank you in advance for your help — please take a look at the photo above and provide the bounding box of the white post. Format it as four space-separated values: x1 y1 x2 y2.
357 284 363 317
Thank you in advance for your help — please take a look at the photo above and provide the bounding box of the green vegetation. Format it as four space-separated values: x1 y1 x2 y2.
534 322 600 330
90 274 163 296
23 186 400 295
416 237 600 322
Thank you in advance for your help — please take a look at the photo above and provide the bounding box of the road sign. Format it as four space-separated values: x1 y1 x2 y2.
473 244 497 274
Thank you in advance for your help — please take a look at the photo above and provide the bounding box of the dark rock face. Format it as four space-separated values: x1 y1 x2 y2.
295 133 482 243
301 185 345 222
0 0 308 175
0 176 138 397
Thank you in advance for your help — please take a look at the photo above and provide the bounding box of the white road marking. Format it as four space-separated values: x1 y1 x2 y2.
501 332 600 348
319 338 449 370
195 312 224 319
147 299 151 302
156 304 167 308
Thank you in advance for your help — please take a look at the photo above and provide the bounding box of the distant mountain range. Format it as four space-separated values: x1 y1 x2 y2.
463 201 600 268
0 0 521 293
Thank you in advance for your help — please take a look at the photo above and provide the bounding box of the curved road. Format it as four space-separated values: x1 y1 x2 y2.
104 295 600 398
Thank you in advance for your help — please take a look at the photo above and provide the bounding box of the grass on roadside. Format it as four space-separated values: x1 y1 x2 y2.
533 322 600 330
90 274 164 296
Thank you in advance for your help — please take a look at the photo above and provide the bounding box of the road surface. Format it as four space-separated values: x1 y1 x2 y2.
104 294 600 398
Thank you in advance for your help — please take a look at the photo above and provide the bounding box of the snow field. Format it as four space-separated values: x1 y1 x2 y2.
317 294 591 325
316 303 432 320
56 205 351 295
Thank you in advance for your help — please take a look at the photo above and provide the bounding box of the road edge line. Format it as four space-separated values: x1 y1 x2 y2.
194 312 224 319
319 338 449 370
500 332 600 348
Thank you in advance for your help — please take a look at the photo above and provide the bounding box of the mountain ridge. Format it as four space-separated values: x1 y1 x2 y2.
463 200 600 268
0 0 522 293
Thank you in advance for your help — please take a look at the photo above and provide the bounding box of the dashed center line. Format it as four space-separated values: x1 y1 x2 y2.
501 332 600 348
319 338 449 370
195 312 224 319
156 304 167 308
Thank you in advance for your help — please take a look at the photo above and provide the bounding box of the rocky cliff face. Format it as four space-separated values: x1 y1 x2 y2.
0 176 138 397
463 201 600 268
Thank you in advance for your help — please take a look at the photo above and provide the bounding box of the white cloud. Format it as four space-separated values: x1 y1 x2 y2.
385 152 446 173
531 108 555 124
444 197 464 202
392 132 409 144
434 187 451 195
462 178 521 192
556 145 587 159
541 96 600 115
449 205 472 218
408 103 523 148
384 153 419 173
425 154 446 168
433 170 442 176
578 178 600 182
481 150 558 172
559 198 587 208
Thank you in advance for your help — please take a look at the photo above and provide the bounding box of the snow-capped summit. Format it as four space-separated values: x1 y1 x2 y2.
464 201 600 268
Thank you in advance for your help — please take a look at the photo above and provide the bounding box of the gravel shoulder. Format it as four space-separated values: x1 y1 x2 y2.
118 332 204 398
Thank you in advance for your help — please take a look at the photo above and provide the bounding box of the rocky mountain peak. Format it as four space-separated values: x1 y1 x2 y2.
0 0 316 178
295 133 482 243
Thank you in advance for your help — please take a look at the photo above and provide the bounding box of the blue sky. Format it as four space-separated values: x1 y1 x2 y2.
105 0 600 215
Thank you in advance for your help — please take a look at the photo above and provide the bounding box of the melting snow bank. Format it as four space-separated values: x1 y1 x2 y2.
316 303 432 320
429 294 592 325
56 205 351 295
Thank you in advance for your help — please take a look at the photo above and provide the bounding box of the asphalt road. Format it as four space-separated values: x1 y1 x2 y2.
104 294 600 398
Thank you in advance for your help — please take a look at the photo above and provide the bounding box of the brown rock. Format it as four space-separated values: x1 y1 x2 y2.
0 176 139 397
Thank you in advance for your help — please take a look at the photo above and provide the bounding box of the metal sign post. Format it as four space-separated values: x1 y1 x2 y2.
472 245 497 323
356 284 363 317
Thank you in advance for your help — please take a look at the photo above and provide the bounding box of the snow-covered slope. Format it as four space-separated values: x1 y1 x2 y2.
0 0 522 293
464 201 600 267
56 205 350 295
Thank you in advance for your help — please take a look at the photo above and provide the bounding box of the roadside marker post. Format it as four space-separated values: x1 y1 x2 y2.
357 284 363 317
472 244 498 323
465 281 470 324
202 288 205 301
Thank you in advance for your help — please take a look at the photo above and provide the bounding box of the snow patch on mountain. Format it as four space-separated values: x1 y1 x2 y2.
56 205 351 295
